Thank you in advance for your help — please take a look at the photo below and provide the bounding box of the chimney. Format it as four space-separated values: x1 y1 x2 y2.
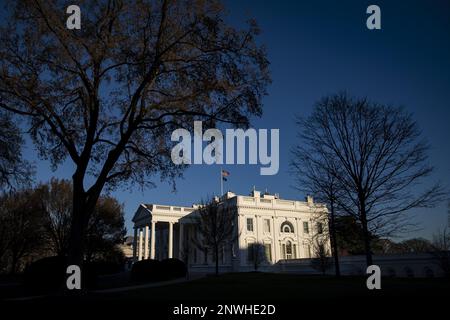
306 195 314 205
225 191 236 199
251 190 261 198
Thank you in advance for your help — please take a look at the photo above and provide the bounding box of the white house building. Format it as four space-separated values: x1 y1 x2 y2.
131 189 330 272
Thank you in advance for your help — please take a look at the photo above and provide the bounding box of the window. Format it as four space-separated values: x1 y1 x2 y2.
264 243 272 262
303 221 309 234
264 219 271 233
305 244 311 258
285 241 292 259
281 221 294 233
246 218 254 232
281 241 296 260
317 222 323 234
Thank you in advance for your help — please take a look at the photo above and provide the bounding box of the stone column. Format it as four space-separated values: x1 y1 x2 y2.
296 218 302 258
272 217 278 262
256 215 261 243
239 214 245 265
138 228 143 261
144 225 149 259
150 221 156 259
178 223 184 259
133 227 138 261
168 222 174 259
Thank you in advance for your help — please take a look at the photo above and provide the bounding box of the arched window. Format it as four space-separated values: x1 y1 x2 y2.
281 221 294 233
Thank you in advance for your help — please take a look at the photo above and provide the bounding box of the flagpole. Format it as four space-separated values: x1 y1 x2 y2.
220 167 223 196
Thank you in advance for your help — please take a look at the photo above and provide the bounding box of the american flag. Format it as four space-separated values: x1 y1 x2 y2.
221 169 230 181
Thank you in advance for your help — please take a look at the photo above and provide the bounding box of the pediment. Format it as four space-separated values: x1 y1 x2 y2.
132 204 151 223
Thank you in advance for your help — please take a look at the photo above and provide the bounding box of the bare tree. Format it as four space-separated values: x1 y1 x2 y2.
400 238 433 253
248 243 266 271
291 146 342 276
431 228 450 277
37 179 73 256
0 0 270 268
297 93 444 267
310 236 332 275
36 178 126 261
83 195 127 263
193 199 236 276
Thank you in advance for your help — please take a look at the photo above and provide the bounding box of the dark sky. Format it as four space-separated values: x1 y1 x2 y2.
14 0 450 240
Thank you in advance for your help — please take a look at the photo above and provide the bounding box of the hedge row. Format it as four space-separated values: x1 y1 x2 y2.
131 258 187 282
23 256 124 291
22 256 187 291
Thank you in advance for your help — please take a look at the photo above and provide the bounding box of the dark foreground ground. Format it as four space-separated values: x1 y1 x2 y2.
1 272 449 318
88 272 449 301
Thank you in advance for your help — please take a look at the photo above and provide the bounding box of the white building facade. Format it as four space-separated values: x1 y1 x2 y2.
131 190 330 272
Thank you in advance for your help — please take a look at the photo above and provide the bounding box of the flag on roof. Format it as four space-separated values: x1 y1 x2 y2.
221 170 230 181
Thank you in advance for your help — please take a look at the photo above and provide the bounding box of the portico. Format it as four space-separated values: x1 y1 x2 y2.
132 204 195 261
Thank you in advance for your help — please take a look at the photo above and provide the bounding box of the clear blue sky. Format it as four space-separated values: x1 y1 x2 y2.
18 0 450 240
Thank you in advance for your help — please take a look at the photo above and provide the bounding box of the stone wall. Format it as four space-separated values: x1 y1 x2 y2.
188 253 448 278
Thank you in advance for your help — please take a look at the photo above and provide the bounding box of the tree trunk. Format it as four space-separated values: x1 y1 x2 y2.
10 252 18 274
68 197 87 268
360 201 373 267
329 201 341 277
215 245 219 276
67 174 90 273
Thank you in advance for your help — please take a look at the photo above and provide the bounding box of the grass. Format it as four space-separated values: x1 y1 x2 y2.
2 272 448 318
2 272 448 305
85 272 449 302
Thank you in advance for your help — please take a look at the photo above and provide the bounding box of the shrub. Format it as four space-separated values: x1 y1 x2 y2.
83 260 124 288
130 259 161 282
23 256 67 291
130 259 187 282
160 258 187 279
86 260 124 276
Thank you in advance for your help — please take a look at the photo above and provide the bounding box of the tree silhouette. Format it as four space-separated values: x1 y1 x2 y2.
248 243 266 271
37 178 126 261
310 237 332 275
291 144 343 276
0 111 33 190
431 228 450 277
0 0 270 268
0 189 46 273
193 199 236 276
297 93 444 267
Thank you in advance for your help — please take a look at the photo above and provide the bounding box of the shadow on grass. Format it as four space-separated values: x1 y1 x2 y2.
2 272 449 303
86 272 450 302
